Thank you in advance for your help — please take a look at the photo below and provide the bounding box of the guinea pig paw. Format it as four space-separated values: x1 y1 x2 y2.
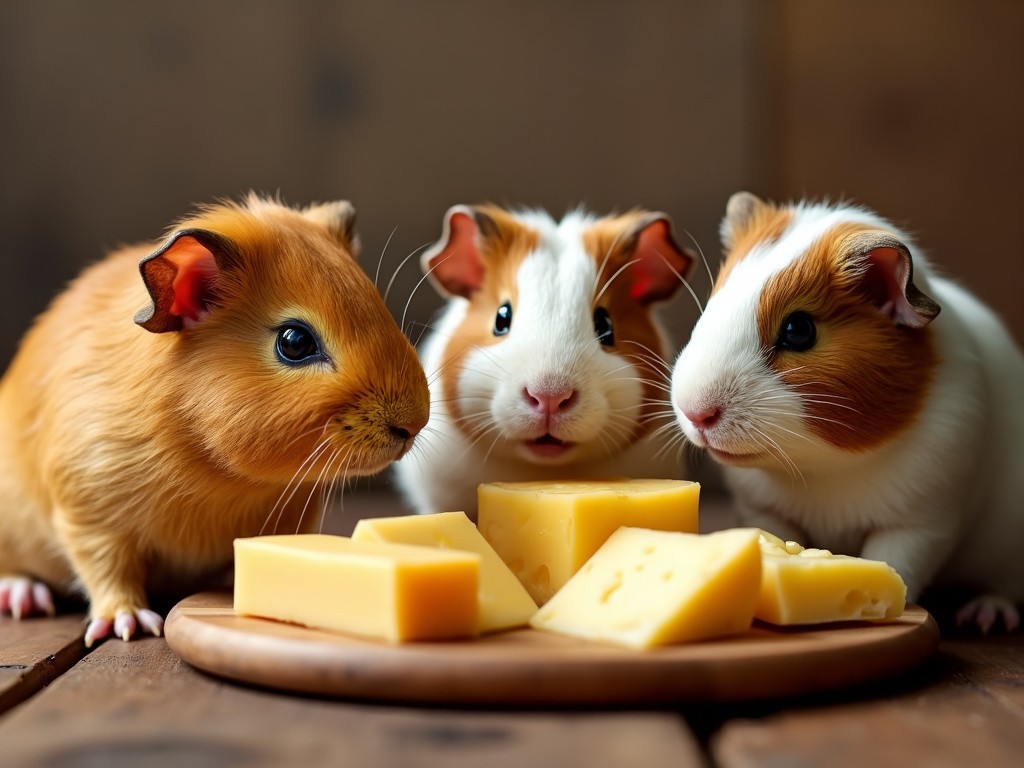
0 576 55 619
955 595 1021 634
84 608 165 646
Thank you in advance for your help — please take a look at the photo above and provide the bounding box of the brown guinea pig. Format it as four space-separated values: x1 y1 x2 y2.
0 194 429 645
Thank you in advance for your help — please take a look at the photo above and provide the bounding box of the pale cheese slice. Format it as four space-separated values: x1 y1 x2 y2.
233 534 479 642
530 527 762 649
351 511 538 632
755 530 907 625
478 479 700 605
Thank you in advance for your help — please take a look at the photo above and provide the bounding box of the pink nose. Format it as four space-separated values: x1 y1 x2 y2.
684 405 722 431
524 386 577 416
388 421 423 442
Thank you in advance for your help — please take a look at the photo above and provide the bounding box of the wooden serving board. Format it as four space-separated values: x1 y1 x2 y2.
165 591 939 706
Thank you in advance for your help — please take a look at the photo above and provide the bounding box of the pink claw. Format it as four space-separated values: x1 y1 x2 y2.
84 608 165 647
113 612 137 642
84 617 113 648
956 595 1021 634
0 577 54 619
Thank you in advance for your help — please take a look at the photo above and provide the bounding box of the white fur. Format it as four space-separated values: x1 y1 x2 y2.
396 210 682 516
671 201 1024 603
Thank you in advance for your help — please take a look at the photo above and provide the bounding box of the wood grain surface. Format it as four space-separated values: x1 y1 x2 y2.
0 613 87 714
0 635 704 768
165 590 939 706
713 633 1024 768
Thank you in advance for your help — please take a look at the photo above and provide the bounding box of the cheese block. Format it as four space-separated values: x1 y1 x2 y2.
351 511 538 632
756 530 907 625
233 534 479 642
530 527 762 649
478 479 700 604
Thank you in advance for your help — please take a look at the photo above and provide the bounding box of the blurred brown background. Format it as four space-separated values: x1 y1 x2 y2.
2 0 1021 494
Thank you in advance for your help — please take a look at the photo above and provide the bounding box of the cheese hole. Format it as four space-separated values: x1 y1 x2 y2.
600 576 624 603
840 589 868 615
661 570 673 582
643 546 656 555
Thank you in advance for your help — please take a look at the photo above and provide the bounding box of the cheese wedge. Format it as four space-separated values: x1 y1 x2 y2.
478 479 700 604
233 534 479 642
351 511 538 632
755 530 907 625
530 527 762 649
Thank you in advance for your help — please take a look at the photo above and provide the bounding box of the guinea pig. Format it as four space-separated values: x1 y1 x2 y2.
0 194 429 645
670 191 1024 632
395 204 694 517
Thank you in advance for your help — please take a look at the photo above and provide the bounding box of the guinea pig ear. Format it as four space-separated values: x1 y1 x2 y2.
721 191 766 249
621 214 696 305
303 200 361 257
848 232 941 328
421 205 491 299
133 228 237 334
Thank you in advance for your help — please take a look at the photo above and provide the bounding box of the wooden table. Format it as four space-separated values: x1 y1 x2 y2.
2 490 1022 767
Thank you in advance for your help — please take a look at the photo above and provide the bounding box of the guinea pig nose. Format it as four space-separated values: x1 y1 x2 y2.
684 405 722 431
524 386 577 416
388 422 422 441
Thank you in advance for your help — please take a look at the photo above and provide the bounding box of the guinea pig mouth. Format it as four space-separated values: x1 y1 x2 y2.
523 433 576 459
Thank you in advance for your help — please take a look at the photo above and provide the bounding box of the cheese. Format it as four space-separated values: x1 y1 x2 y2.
351 511 538 632
233 534 479 642
478 479 700 604
755 530 907 625
530 527 762 649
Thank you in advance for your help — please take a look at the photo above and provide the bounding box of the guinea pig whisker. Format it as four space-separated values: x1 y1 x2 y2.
480 430 505 465
373 225 399 290
747 424 805 486
321 449 354 535
295 446 344 535
261 437 332 536
620 340 673 375
652 431 689 464
679 228 715 293
401 263 447 334
594 258 642 304
656 250 705 315
383 241 432 304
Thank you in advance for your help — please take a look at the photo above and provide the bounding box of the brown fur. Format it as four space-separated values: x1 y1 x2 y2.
755 221 937 451
439 206 538 434
0 196 428 622
715 204 793 294
583 212 676 440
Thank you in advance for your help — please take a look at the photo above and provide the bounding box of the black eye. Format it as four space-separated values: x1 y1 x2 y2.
594 306 614 346
494 301 512 336
276 322 322 364
776 311 816 352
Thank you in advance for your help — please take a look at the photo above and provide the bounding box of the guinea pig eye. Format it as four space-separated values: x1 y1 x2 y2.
593 306 614 346
275 322 322 364
776 311 817 352
493 301 513 336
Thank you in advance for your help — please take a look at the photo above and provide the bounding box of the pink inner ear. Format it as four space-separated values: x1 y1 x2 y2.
628 220 693 304
426 211 485 298
166 238 219 325
864 247 916 325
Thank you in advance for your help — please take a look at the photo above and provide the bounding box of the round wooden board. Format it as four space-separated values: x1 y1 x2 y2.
166 591 938 706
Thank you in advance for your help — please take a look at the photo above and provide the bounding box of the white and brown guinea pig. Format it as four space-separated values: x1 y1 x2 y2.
395 204 694 517
671 191 1024 631
0 194 429 645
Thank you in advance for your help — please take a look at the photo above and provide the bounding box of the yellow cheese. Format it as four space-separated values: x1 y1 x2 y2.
233 534 479 642
530 527 762 649
755 530 907 625
351 511 538 632
478 479 700 604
